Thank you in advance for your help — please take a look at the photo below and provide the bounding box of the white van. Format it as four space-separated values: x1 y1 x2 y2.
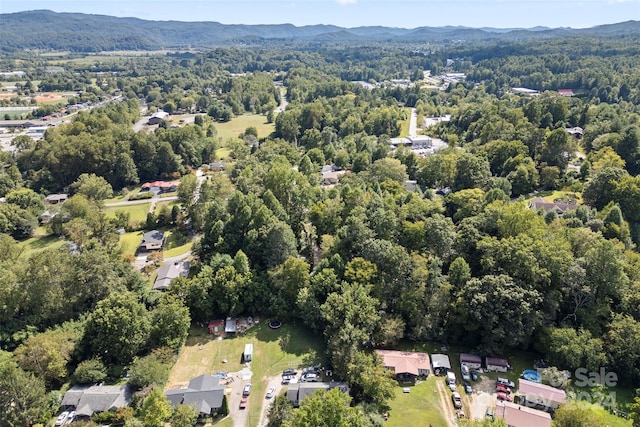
446 371 456 391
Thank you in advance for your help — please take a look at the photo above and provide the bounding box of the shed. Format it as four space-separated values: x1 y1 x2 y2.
460 353 482 370
430 353 452 375
225 317 237 334
485 357 511 372
243 343 253 362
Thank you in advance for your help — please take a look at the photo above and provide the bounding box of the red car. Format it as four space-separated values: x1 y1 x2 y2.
239 397 248 409
496 384 511 394
497 392 512 402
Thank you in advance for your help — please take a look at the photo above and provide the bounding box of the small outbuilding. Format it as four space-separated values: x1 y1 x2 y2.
148 110 169 125
225 317 237 334
430 353 452 375
485 357 511 373
460 353 482 370
243 343 253 362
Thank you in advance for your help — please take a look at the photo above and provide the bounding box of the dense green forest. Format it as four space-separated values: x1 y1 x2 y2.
1 27 640 427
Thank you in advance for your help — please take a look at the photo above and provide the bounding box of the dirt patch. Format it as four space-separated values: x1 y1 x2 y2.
435 378 457 427
35 94 65 103
468 375 498 420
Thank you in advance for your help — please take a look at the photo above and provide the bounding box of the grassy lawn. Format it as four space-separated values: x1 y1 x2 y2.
213 114 274 143
118 231 143 257
17 235 66 258
166 323 324 425
386 376 448 427
163 230 192 257
398 107 412 137
214 147 232 160
154 200 178 213
103 203 151 226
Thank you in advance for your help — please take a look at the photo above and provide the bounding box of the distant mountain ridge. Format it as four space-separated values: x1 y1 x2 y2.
1 10 639 52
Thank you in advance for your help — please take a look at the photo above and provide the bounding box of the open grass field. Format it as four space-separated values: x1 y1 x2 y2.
398 107 412 137
213 114 274 143
17 235 66 258
166 323 324 424
103 202 151 225
386 376 449 427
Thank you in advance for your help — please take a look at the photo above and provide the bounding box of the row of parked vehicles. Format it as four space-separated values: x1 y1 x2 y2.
281 366 322 384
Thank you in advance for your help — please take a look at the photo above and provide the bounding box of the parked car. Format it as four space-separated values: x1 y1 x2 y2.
243 384 252 396
282 375 293 384
302 373 318 382
64 411 75 425
282 368 297 376
497 377 515 388
266 387 276 399
486 407 494 419
464 382 473 394
461 364 471 382
55 412 70 427
239 396 248 409
302 366 321 374
495 384 511 394
470 370 479 381
497 392 513 402
451 391 463 409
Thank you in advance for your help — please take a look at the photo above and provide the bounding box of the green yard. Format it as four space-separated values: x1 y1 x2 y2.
166 323 324 425
162 230 192 257
118 231 144 257
17 235 66 258
103 202 151 226
398 107 412 137
386 376 448 427
213 114 274 143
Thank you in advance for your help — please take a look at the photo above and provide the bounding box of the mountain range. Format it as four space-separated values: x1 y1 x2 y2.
1 10 639 52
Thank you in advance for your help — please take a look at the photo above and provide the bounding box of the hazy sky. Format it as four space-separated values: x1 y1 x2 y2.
1 0 639 29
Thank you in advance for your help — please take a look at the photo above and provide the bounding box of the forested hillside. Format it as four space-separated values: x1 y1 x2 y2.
1 25 640 427
1 9 639 52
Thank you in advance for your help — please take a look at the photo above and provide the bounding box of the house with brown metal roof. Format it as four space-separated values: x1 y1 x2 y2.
496 401 552 427
376 350 431 381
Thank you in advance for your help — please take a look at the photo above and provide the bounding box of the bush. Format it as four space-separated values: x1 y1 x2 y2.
128 192 154 201
72 358 107 384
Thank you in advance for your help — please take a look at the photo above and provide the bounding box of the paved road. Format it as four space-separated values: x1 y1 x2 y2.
103 195 178 208
274 86 288 113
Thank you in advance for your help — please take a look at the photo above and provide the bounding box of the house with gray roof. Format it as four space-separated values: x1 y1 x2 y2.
286 381 349 407
61 384 131 418
138 230 165 252
165 374 226 415
153 261 190 290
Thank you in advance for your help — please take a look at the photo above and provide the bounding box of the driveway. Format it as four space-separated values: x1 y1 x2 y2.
257 375 288 426
228 367 253 427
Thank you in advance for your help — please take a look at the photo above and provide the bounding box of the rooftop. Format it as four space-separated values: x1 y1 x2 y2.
496 401 552 427
376 350 431 376
518 379 567 404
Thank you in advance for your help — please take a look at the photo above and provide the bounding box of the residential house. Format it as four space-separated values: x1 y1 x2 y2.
61 384 131 419
209 162 226 172
165 374 225 416
528 197 577 216
376 350 431 381
45 193 68 204
518 379 566 411
565 126 584 139
286 382 349 407
39 210 56 225
153 261 190 290
430 353 452 375
496 401 552 427
558 89 574 97
485 357 511 372
460 353 482 370
140 180 179 193
148 110 169 125
138 230 165 252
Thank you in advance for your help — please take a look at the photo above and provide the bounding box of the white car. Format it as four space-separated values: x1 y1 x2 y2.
265 387 276 399
55 412 69 427
64 411 76 425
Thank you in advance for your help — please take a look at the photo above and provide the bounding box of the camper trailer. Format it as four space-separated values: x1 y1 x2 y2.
243 343 253 363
